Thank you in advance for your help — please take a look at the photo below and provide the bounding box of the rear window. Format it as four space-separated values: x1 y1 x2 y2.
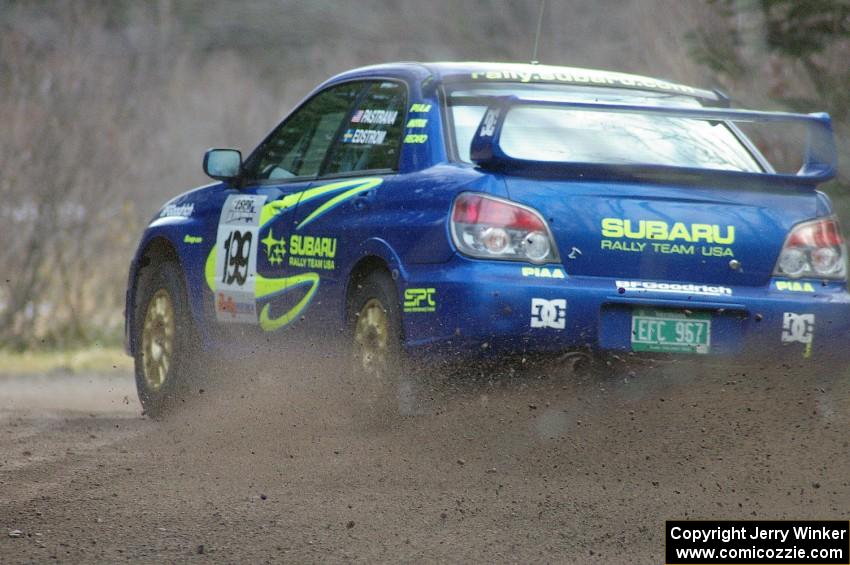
448 84 762 172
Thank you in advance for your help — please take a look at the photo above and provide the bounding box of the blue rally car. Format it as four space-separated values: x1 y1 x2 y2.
126 62 848 415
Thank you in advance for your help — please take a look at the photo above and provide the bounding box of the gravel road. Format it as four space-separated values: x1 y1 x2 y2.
1 357 848 563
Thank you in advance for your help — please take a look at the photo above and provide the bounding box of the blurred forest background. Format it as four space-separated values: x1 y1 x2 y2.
1 0 848 349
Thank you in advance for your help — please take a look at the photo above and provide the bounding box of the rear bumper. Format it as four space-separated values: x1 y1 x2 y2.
401 256 850 366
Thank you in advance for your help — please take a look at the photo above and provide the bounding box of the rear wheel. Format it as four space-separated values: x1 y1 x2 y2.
132 261 200 418
353 297 394 380
349 271 424 415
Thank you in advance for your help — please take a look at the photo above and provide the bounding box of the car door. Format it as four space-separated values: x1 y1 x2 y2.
209 81 366 334
285 80 408 329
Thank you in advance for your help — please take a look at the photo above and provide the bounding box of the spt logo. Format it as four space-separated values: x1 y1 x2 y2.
530 298 567 329
404 288 436 313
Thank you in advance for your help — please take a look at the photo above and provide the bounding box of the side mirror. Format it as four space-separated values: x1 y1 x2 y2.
203 148 242 181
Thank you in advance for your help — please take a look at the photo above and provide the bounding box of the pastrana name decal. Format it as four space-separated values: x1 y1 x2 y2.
350 109 398 125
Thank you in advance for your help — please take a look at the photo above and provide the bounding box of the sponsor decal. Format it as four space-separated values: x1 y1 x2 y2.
775 280 815 292
216 291 257 320
404 288 436 313
214 194 267 324
342 128 387 145
405 118 428 128
479 108 500 137
409 103 432 113
224 197 261 225
350 109 398 125
470 68 697 95
183 235 203 244
261 228 286 265
600 218 735 257
617 280 733 297
530 298 567 329
262 229 336 270
521 266 565 279
782 312 815 358
567 246 582 260
403 133 428 144
287 235 337 270
601 218 735 243
159 203 194 218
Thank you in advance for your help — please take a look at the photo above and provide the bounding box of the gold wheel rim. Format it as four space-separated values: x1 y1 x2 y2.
353 298 390 381
141 288 175 391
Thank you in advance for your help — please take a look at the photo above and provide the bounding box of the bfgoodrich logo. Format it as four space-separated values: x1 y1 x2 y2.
617 280 733 297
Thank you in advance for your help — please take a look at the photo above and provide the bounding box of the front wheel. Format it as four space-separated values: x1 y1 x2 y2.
132 261 200 418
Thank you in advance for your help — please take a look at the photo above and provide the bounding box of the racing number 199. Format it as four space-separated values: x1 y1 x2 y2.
221 230 252 286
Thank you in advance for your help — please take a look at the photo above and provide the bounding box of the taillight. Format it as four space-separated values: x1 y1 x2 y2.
774 217 847 280
450 193 559 263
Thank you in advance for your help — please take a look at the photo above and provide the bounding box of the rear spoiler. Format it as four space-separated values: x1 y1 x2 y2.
468 97 837 187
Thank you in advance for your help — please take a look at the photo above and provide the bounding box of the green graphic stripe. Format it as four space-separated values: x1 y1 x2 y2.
257 272 320 332
204 248 320 332
205 248 218 291
259 177 382 230
204 177 382 332
259 193 300 227
296 179 381 230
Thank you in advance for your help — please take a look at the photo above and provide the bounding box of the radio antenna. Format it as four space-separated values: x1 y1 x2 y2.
531 0 546 64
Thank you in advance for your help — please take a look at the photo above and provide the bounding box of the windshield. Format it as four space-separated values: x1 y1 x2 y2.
449 85 762 172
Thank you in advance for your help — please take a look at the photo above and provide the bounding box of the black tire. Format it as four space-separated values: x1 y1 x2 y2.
132 261 201 418
348 271 424 415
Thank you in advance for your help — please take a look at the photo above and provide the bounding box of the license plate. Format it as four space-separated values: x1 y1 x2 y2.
630 308 711 354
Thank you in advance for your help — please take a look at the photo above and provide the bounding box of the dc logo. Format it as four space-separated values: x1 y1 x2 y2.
530 298 567 329
781 312 814 344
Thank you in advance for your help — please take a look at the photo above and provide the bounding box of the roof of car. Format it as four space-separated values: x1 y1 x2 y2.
326 61 721 102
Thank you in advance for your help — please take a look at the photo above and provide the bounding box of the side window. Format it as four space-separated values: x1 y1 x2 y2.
323 81 406 175
246 82 364 180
